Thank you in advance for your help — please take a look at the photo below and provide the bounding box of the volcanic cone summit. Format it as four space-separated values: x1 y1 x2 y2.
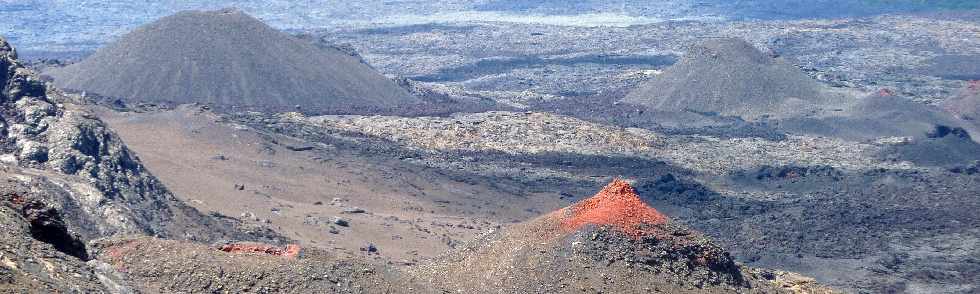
623 38 839 120
411 179 824 293
47 8 418 112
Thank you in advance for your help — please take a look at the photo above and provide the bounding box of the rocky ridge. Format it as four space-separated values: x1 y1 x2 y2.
90 237 430 293
307 111 663 157
3 36 280 244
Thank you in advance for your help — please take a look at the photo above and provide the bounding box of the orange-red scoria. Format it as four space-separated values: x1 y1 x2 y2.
558 179 668 237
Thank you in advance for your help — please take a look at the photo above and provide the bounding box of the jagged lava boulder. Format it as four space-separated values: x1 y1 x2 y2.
412 180 828 293
623 38 842 120
47 8 418 112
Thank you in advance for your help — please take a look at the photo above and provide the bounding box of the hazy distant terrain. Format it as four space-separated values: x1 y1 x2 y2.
2 0 978 54
315 13 980 107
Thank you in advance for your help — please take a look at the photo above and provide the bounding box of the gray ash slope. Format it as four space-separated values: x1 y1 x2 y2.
775 91 980 166
47 8 418 112
776 92 974 141
881 125 980 167
622 38 845 120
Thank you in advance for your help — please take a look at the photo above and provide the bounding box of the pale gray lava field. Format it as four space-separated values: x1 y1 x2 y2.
2 2 980 294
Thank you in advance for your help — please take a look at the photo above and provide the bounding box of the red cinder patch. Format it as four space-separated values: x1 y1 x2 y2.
557 179 668 238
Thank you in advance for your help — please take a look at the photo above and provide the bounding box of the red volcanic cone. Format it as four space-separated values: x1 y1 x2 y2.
558 179 668 237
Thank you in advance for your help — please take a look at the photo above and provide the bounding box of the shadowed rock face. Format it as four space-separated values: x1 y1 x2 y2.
0 193 111 293
623 38 840 120
47 8 418 112
0 36 108 293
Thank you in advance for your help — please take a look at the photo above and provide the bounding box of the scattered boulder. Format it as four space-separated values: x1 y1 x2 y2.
331 217 350 227
361 243 379 253
285 145 315 152
343 207 366 214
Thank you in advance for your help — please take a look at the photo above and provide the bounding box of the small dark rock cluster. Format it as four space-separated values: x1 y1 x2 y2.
928 125 973 140
749 165 843 181
949 161 980 175
581 224 746 288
